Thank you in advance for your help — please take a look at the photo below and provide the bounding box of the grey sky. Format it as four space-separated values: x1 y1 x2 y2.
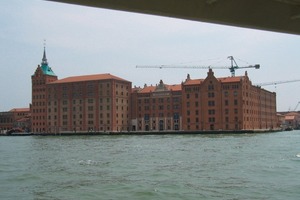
1 0 300 111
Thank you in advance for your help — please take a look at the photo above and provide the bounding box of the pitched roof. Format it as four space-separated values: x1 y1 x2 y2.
139 86 156 93
41 63 56 76
183 76 243 86
9 108 30 112
167 84 181 91
50 73 130 84
184 79 204 85
218 76 243 83
285 115 295 120
138 84 181 93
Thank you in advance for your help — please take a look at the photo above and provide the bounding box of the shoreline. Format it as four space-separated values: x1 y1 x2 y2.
0 129 283 136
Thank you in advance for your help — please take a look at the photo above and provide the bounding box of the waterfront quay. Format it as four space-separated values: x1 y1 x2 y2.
1 129 281 136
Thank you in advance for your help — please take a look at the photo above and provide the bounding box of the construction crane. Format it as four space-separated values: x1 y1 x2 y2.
255 79 300 87
293 101 300 111
136 56 260 77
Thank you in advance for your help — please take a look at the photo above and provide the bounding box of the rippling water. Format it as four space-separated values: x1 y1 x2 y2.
1 131 300 200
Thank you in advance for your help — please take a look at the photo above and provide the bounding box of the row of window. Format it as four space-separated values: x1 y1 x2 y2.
186 117 239 123
32 94 45 100
138 104 180 111
138 97 180 104
32 101 46 106
48 98 128 106
49 119 128 127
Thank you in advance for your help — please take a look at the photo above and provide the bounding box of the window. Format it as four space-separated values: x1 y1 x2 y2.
208 101 215 106
225 117 229 123
224 91 229 97
208 85 214 90
235 117 238 122
225 100 229 106
88 106 93 111
209 117 215 122
225 109 229 115
208 92 215 98
234 99 238 106
209 109 215 115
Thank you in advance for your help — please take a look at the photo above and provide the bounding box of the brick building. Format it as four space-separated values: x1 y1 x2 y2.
182 69 277 131
131 80 182 131
31 48 131 133
46 74 131 133
31 48 277 133
0 108 30 133
31 48 57 133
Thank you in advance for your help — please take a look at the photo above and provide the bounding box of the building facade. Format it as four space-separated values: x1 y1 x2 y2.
30 49 278 133
46 74 131 133
31 49 131 134
0 108 30 133
181 69 277 131
131 80 182 131
283 112 300 129
31 49 57 133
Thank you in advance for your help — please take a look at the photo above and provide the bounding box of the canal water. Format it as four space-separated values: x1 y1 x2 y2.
1 131 300 200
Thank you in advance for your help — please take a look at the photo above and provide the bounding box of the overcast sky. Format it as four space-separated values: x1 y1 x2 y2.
1 0 300 111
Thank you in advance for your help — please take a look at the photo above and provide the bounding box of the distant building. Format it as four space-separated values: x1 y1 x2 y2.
283 112 300 129
131 80 182 131
31 48 57 133
0 108 30 133
0 111 13 133
31 48 131 133
181 69 277 130
30 48 278 133
46 74 131 133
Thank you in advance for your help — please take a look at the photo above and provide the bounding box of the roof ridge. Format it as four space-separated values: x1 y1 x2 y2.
50 73 130 84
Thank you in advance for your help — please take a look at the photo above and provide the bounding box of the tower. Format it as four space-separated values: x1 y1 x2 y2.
31 47 57 133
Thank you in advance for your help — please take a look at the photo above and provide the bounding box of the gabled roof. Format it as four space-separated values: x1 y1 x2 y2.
50 73 130 84
183 75 243 86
